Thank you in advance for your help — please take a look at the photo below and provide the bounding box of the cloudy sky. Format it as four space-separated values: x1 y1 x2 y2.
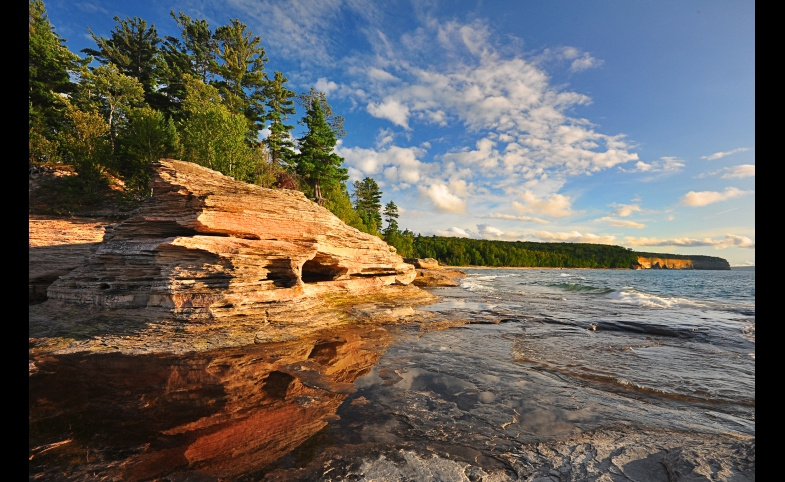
47 0 755 264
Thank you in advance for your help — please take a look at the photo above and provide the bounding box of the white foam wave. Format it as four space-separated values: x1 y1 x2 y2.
604 287 704 309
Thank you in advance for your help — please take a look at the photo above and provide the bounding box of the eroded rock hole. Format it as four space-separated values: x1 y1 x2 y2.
261 371 295 400
301 257 346 283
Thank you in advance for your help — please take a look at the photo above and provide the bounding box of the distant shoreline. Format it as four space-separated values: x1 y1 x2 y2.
441 266 630 270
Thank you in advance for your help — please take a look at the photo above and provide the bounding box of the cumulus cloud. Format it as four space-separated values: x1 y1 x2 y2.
570 53 603 72
700 148 750 161
419 184 467 213
681 187 752 207
480 213 550 224
625 234 755 250
533 230 617 244
512 191 574 218
620 157 684 173
721 164 755 179
314 77 339 94
337 144 429 184
595 217 646 229
366 98 411 129
611 203 641 217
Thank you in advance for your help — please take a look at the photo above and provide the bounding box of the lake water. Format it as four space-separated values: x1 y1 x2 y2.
29 269 755 480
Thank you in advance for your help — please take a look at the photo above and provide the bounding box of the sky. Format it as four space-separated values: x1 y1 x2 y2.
45 0 755 265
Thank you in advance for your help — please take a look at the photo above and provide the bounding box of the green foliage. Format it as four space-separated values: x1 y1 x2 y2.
58 102 112 199
352 177 383 230
383 201 400 235
160 11 216 118
297 88 346 138
180 76 259 182
409 236 640 268
76 64 145 145
263 71 297 169
295 99 348 202
29 0 83 148
212 19 267 136
82 16 165 110
117 106 180 198
323 183 379 235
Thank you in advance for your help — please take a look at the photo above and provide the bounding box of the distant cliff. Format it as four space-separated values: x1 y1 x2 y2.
633 252 730 270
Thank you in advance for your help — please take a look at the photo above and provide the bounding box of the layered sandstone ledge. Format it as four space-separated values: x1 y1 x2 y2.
403 258 468 287
635 256 731 270
30 160 434 356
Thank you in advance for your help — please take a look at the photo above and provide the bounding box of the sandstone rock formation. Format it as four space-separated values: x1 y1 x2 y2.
635 256 731 270
403 258 467 287
29 217 110 302
30 160 428 355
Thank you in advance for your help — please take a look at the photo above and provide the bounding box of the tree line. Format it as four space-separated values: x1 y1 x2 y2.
29 0 411 242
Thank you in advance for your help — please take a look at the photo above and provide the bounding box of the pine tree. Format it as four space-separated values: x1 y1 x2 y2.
160 11 216 119
383 200 399 235
295 99 348 203
262 71 297 169
29 0 83 150
297 88 345 139
82 17 164 110
352 177 383 230
212 19 267 137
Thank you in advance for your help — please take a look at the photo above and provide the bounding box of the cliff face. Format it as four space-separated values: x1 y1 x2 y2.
31 160 428 355
635 256 730 270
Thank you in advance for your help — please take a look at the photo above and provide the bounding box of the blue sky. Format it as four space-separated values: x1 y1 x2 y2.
46 0 755 264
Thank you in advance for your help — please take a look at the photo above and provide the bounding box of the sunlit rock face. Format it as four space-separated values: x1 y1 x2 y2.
45 159 416 319
636 256 731 270
28 325 392 480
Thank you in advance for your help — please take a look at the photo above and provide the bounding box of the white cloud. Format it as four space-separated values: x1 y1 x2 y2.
480 213 550 224
367 98 411 129
337 144 429 184
721 164 755 179
681 187 752 207
620 157 684 173
701 148 750 161
512 191 574 218
419 183 467 213
435 226 470 237
570 53 603 72
314 77 339 94
533 230 617 244
625 234 755 250
611 203 641 217
595 217 646 229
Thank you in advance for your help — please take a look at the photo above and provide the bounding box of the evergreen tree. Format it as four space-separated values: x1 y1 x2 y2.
82 17 164 110
295 99 348 203
160 11 216 119
262 71 297 168
297 88 345 139
29 0 83 156
212 19 267 137
352 177 383 230
382 201 399 235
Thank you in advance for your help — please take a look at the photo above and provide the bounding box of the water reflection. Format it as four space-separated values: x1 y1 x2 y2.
29 326 391 480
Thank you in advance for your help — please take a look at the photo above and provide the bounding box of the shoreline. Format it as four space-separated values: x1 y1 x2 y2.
441 266 632 270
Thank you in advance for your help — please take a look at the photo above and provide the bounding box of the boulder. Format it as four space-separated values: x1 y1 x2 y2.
403 258 441 269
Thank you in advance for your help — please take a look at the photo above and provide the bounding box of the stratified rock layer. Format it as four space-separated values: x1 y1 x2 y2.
636 256 731 270
30 160 429 356
47 160 415 321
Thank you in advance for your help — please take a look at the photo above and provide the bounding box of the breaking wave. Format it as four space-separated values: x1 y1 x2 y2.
604 287 705 309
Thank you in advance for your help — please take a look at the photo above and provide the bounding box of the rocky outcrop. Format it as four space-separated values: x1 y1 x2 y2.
31 160 427 355
635 256 731 270
29 217 111 302
403 258 467 287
